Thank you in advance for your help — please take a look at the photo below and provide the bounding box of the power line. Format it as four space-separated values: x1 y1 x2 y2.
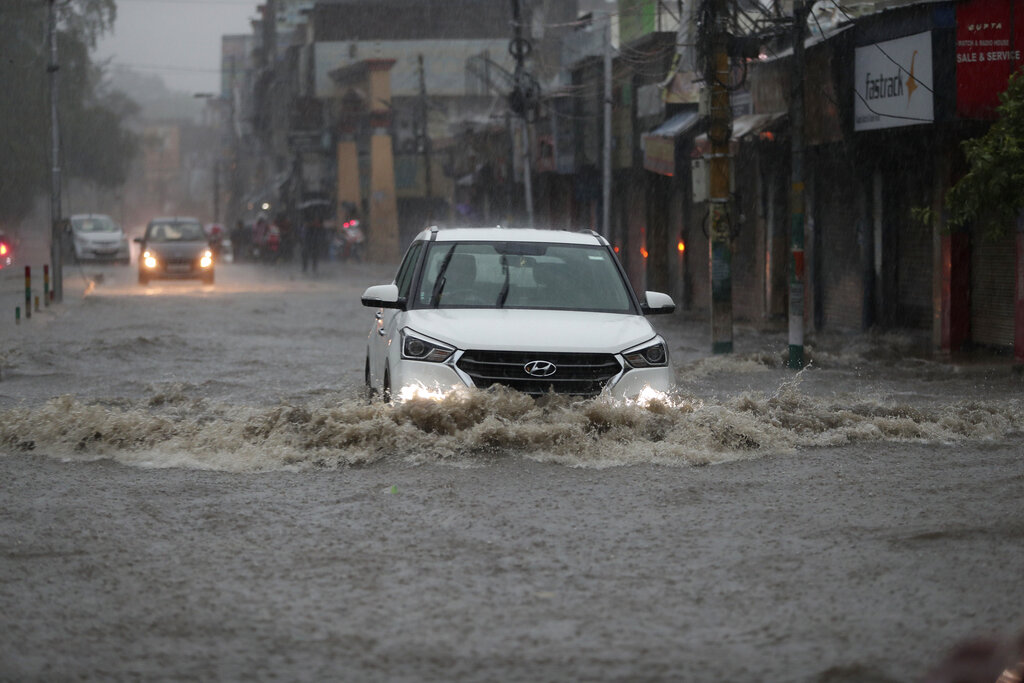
115 0 255 5
106 61 225 74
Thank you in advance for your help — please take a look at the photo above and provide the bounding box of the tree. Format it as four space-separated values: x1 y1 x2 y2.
946 68 1024 239
0 0 135 226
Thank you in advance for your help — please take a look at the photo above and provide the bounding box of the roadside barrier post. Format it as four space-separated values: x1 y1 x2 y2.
24 266 31 319
15 306 20 324
44 265 50 306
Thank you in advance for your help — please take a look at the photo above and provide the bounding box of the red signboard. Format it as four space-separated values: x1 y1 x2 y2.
956 0 1024 119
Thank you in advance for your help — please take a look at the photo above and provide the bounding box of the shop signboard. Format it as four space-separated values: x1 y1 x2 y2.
956 0 1024 119
854 31 934 131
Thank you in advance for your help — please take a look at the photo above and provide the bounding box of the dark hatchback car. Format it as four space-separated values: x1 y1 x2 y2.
136 217 215 285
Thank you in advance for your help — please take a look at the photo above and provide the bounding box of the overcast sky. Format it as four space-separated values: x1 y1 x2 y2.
94 0 257 94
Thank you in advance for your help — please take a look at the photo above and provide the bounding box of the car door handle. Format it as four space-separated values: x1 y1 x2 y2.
378 328 386 336
375 311 383 320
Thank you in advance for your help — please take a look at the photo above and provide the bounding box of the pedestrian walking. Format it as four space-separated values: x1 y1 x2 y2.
302 213 325 273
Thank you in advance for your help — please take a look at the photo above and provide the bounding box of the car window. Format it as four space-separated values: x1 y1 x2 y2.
73 216 119 233
146 221 206 242
394 241 423 300
413 241 634 313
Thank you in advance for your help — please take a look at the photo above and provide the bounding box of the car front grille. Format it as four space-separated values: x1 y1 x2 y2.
457 350 621 397
163 257 195 272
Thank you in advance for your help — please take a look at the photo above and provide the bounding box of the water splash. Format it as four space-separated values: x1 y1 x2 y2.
1 378 1020 473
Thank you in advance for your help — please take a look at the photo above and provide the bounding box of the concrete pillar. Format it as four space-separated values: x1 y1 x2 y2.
369 132 399 262
336 136 360 219
366 59 399 262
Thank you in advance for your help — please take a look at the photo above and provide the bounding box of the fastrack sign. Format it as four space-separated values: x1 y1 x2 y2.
956 0 1024 119
854 31 934 131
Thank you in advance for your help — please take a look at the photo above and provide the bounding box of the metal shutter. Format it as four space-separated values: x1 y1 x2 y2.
970 234 1016 348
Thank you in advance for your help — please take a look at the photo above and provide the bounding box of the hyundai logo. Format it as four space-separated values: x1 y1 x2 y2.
524 360 557 377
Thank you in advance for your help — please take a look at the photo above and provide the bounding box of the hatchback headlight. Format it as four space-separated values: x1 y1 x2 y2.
401 329 455 363
200 249 213 268
143 250 158 269
623 339 669 368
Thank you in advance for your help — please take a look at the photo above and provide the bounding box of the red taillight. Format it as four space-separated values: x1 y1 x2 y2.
0 243 8 256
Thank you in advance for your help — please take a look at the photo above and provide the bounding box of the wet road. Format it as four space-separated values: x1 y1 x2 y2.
1 258 1022 681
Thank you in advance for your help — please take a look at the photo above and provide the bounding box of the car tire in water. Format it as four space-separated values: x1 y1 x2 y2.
364 356 377 400
382 368 392 403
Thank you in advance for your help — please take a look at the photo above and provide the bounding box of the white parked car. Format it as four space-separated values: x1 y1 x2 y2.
68 214 131 264
361 227 676 400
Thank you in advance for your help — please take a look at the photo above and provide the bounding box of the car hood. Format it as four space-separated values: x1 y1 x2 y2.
75 231 124 243
146 241 208 258
403 309 658 353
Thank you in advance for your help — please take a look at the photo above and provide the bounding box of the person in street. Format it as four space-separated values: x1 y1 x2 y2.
301 213 326 273
275 212 295 262
230 220 247 262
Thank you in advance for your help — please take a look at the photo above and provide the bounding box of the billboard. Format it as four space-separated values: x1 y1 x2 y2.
854 31 934 131
956 0 1024 119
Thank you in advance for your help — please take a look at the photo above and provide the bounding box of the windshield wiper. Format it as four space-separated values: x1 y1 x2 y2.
429 245 457 308
495 254 510 308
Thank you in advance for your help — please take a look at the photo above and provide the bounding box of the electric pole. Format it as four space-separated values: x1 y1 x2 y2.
708 0 733 354
602 12 612 239
417 54 433 201
48 0 63 304
509 0 535 226
788 1 809 369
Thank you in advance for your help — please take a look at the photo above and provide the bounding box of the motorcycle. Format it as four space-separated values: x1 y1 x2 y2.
338 219 365 262
0 232 13 270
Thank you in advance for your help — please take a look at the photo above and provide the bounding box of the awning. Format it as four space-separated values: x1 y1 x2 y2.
693 111 787 155
760 24 854 62
648 110 701 139
641 110 702 176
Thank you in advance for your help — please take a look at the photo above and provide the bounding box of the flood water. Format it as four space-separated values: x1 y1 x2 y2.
1 259 1022 681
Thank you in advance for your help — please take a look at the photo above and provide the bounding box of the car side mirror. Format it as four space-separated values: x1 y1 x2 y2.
640 291 676 315
133 237 145 244
361 284 406 310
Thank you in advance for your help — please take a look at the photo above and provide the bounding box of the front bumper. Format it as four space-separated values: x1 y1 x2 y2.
76 243 130 261
389 354 674 400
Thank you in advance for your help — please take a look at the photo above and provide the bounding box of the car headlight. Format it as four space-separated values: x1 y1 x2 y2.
622 339 669 368
401 329 455 363
200 249 213 268
143 250 158 269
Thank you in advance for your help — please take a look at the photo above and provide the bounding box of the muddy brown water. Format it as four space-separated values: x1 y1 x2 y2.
1 260 1022 681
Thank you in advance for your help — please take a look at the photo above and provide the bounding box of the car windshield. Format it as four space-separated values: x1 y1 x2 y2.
413 241 635 313
73 216 119 233
146 221 206 242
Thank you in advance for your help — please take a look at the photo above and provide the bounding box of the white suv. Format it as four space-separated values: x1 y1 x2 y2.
361 227 676 400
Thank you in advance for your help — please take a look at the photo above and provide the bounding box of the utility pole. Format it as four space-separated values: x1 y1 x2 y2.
788 1 809 369
602 12 612 239
47 0 63 304
417 54 433 201
708 0 733 354
213 160 220 224
509 0 535 226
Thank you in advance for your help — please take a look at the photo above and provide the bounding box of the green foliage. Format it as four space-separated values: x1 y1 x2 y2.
946 68 1024 239
0 0 134 226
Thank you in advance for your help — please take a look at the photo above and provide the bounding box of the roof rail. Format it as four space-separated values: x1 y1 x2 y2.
579 229 609 246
